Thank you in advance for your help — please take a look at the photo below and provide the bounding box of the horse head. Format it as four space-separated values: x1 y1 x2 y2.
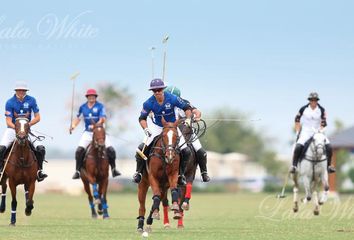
312 131 326 160
161 117 180 164
92 123 106 152
15 117 30 145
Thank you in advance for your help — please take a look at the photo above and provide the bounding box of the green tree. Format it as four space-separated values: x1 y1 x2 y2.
201 107 284 176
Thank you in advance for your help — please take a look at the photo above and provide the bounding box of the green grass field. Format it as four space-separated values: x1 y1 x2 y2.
0 191 353 240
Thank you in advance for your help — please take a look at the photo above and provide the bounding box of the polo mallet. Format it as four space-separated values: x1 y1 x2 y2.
69 71 80 134
136 136 149 161
0 142 16 183
162 35 169 82
150 46 156 79
276 172 290 198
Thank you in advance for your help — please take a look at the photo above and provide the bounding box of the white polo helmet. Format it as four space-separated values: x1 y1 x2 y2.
14 81 29 91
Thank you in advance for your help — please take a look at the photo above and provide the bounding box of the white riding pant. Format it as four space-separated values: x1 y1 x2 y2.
78 131 112 148
144 122 187 150
0 128 42 148
297 129 330 145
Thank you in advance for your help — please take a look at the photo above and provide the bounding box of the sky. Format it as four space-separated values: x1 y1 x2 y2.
0 0 354 158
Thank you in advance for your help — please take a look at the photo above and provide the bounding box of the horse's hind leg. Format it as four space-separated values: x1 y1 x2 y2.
83 181 97 218
24 181 35 216
293 174 299 213
9 180 17 226
177 210 184 229
137 178 149 233
0 180 7 213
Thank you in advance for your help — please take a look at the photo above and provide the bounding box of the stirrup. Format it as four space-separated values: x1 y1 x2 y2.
72 171 81 179
201 172 210 182
289 166 297 174
132 172 142 183
37 170 48 182
112 168 121 177
328 166 336 173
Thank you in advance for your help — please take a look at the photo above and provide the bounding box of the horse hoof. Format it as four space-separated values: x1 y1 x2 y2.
170 203 179 211
173 212 181 220
137 228 143 233
25 210 32 216
314 210 319 216
91 214 98 219
152 211 160 220
9 223 15 227
97 210 103 215
293 208 298 213
177 225 184 229
164 223 170 229
0 209 5 213
318 201 324 205
181 202 189 211
145 225 152 233
103 215 110 219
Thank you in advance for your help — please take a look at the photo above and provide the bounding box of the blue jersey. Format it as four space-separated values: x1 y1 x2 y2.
5 94 39 124
77 101 106 131
140 92 190 127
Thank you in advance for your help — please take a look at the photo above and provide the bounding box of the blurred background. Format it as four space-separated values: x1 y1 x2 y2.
1 0 354 195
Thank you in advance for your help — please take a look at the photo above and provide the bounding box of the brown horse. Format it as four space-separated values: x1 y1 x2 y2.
0 117 38 226
136 118 181 233
80 124 110 219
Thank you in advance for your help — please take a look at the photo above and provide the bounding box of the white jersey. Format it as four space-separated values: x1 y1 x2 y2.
300 106 323 131
295 104 329 145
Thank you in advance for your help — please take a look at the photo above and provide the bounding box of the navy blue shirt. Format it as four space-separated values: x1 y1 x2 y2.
140 92 189 127
5 94 39 124
77 101 106 131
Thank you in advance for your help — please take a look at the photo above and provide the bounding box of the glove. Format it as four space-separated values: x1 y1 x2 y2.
144 128 152 137
184 118 191 126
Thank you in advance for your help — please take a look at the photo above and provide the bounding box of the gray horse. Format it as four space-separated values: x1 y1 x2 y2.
292 130 329 215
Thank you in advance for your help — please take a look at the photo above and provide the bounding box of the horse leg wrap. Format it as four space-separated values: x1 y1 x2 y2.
171 188 179 204
11 200 17 224
152 195 161 212
92 184 99 199
146 212 153 225
137 216 145 229
185 182 193 199
163 206 169 224
89 201 95 209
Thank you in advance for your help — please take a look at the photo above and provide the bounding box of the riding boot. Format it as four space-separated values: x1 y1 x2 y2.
132 143 146 184
0 145 7 177
35 145 48 182
196 148 210 182
178 147 191 186
106 146 121 177
326 144 336 173
72 147 85 179
289 144 304 174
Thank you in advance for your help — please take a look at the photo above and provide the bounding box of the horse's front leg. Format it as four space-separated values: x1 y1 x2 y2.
137 175 149 233
99 178 109 219
167 167 181 219
83 180 97 218
302 176 312 203
24 181 35 216
148 175 161 220
313 190 320 215
161 187 170 228
0 180 7 213
9 179 17 226
319 170 329 205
